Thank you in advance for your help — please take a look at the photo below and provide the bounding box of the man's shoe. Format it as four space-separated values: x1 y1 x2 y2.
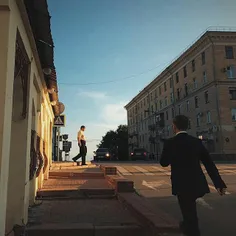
72 158 77 162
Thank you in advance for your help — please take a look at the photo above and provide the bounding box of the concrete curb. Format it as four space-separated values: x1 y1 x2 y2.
118 193 180 235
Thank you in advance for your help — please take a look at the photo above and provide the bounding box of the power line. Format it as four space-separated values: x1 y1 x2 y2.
58 61 168 86
72 139 100 142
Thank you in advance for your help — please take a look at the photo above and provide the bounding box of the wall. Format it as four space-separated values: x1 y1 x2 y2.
0 4 15 236
0 0 55 234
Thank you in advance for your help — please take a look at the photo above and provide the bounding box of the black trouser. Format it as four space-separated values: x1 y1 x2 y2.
73 140 87 165
177 194 200 236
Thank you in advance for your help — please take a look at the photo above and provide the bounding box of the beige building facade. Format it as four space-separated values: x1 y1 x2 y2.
0 0 61 235
125 30 236 160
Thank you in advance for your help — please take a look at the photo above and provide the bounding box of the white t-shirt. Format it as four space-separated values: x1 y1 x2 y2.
77 130 86 142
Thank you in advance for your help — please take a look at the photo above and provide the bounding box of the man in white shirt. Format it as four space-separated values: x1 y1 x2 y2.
72 125 87 165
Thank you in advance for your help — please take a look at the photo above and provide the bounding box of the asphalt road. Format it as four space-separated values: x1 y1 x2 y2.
99 161 236 236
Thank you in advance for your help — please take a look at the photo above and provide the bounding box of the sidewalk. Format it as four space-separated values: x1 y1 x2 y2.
23 162 147 236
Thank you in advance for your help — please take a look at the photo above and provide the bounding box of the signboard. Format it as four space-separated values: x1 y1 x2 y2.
54 115 65 127
63 141 72 152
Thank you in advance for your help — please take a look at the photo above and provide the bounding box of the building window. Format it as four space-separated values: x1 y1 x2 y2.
184 83 188 96
195 96 199 108
188 119 191 130
177 88 180 100
192 60 195 72
151 105 154 113
170 78 173 88
196 114 201 127
170 92 174 103
203 71 207 83
186 100 190 112
150 93 153 101
159 86 162 95
207 111 211 124
227 65 236 79
166 111 169 120
183 66 187 78
164 82 167 91
172 107 175 118
155 89 157 98
165 96 168 106
178 104 182 115
204 91 209 104
155 102 158 111
225 46 234 59
193 78 198 89
176 72 179 83
160 100 163 109
201 51 205 65
229 87 236 100
167 125 170 136
232 108 236 121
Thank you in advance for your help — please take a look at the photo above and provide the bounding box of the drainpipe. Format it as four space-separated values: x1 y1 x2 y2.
207 35 224 155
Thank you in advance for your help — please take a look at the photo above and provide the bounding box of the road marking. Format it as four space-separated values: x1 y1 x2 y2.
116 166 132 176
133 166 155 175
151 166 171 176
142 180 167 190
208 184 231 195
223 169 236 175
196 198 213 210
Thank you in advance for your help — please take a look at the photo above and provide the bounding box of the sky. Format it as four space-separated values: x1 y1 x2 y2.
47 0 236 160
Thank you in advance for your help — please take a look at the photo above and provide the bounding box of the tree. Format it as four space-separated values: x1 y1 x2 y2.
97 124 129 161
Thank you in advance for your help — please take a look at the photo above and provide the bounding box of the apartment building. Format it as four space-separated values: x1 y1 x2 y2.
125 30 236 160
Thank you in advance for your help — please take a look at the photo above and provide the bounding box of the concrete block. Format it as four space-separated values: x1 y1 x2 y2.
106 175 134 193
117 193 180 234
100 166 117 175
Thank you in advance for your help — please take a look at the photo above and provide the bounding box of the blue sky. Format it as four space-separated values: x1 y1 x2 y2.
47 0 236 159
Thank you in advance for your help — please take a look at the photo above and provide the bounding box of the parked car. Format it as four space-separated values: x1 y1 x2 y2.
93 148 111 161
130 148 148 161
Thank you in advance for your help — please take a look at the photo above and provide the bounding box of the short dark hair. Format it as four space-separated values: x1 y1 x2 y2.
173 115 189 131
81 125 85 129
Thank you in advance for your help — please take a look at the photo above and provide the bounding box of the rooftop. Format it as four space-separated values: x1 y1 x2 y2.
125 27 236 109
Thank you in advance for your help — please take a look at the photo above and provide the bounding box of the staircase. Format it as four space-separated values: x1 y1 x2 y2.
21 162 148 236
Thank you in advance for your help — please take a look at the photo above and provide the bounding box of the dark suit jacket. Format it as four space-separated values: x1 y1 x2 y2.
160 133 226 197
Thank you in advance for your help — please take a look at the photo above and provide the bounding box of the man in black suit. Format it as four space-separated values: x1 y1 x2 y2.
160 115 227 236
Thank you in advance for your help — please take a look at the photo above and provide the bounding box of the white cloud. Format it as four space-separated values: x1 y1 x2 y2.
78 91 107 100
60 97 128 162
101 101 127 124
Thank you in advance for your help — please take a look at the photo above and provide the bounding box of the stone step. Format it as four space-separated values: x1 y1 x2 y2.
37 189 116 200
25 223 146 236
49 171 104 179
